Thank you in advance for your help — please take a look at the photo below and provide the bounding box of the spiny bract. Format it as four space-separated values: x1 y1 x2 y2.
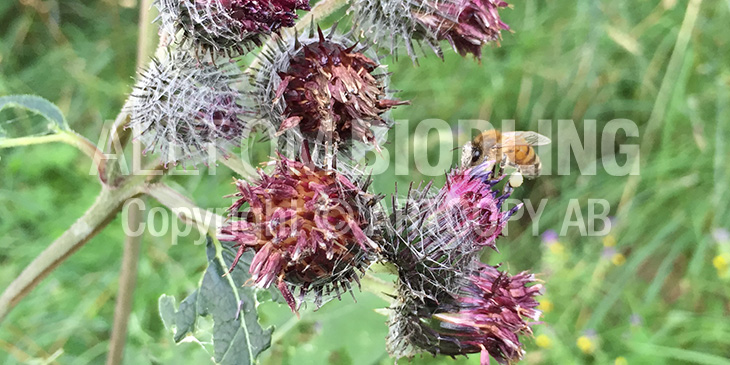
128 50 248 166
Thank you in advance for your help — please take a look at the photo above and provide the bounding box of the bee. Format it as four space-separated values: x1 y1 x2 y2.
461 129 551 185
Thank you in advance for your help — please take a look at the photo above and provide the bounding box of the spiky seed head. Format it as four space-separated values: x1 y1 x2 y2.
383 161 528 361
218 147 384 313
389 264 542 364
128 50 248 166
249 28 408 154
156 0 311 57
351 0 511 60
384 161 519 276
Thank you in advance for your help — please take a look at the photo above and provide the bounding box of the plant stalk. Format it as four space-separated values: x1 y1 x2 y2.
0 184 144 323
106 1 156 364
106 201 143 365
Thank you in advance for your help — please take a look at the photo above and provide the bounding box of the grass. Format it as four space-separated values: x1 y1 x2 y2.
1 0 730 364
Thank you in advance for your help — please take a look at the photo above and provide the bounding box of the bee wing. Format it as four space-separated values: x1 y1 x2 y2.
495 131 551 148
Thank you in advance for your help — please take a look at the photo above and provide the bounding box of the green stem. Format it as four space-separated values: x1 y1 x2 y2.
360 273 396 303
145 183 225 236
0 133 66 147
0 130 109 183
0 182 145 323
106 2 158 363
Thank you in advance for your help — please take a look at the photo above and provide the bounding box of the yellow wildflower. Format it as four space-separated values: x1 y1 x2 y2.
713 255 729 277
538 299 554 314
576 336 595 354
611 253 626 266
535 334 552 349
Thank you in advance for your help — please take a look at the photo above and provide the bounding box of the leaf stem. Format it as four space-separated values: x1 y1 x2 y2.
0 130 108 183
145 183 225 236
0 133 66 147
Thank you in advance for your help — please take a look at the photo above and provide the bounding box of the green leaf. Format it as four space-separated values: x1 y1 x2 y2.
158 236 273 365
0 94 69 136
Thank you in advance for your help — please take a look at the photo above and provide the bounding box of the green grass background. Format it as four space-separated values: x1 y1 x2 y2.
1 0 730 364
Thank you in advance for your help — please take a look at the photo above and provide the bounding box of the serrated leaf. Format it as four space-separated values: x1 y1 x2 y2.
158 236 273 365
0 95 69 137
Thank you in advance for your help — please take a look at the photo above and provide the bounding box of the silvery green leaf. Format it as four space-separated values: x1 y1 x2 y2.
158 236 272 364
0 94 69 138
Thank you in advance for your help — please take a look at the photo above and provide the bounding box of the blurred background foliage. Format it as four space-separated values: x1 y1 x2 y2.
1 0 730 364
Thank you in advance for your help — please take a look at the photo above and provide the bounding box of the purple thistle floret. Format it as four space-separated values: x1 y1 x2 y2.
218 146 383 313
541 229 558 244
713 228 730 243
385 162 539 363
433 264 542 364
157 0 311 57
351 0 511 60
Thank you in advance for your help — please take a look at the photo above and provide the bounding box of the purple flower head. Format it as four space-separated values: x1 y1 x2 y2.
389 264 542 364
128 50 248 165
157 0 311 57
351 0 511 60
384 162 518 297
218 146 383 313
250 28 407 153
414 0 510 59
630 313 643 327
541 229 558 244
602 246 617 260
384 162 534 363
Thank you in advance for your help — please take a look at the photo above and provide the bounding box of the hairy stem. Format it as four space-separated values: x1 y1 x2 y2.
0 130 108 183
0 183 144 323
145 183 225 236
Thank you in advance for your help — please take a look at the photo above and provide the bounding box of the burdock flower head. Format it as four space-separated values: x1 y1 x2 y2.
351 0 510 60
156 0 311 57
385 161 531 362
409 264 542 364
128 50 248 165
250 27 408 153
385 161 518 271
218 145 384 312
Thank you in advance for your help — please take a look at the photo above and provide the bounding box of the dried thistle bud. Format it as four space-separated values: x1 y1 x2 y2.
156 0 311 57
250 27 408 152
218 146 383 313
351 0 510 60
391 264 542 364
128 50 248 165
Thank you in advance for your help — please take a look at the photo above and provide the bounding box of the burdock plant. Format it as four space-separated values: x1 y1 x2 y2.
351 0 511 59
249 26 408 153
218 144 384 313
0 0 544 364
